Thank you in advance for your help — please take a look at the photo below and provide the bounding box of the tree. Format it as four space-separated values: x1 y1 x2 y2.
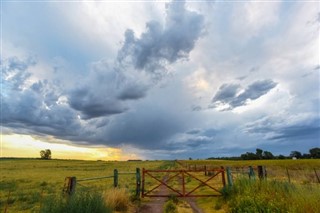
256 148 263 159
309 147 320 158
40 149 52 160
290 151 302 159
263 151 274 159
241 152 258 160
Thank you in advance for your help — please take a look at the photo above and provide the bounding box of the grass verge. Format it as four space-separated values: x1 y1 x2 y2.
219 178 320 213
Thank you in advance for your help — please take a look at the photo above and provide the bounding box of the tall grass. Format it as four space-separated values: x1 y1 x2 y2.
40 191 111 213
221 178 320 213
103 188 131 211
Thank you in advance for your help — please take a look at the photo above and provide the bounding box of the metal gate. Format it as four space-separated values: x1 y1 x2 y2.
142 168 226 197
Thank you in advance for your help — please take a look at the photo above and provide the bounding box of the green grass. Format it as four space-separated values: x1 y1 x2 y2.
2 159 320 212
179 159 320 212
0 158 166 212
40 191 111 213
220 178 320 213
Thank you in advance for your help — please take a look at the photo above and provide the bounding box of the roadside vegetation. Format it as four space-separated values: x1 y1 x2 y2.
180 159 320 212
218 178 320 213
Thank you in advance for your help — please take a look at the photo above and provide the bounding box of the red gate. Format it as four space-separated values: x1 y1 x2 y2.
142 168 226 197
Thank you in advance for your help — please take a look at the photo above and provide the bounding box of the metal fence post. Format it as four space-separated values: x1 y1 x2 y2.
248 166 255 180
221 166 226 187
136 168 141 197
226 167 233 187
114 169 118 187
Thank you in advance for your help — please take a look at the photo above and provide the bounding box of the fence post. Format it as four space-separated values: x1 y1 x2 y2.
136 168 141 197
114 169 118 188
63 177 77 195
248 166 255 180
286 167 291 183
141 168 145 198
204 165 207 176
226 167 233 187
182 171 185 196
314 169 320 183
258 166 267 180
221 166 226 187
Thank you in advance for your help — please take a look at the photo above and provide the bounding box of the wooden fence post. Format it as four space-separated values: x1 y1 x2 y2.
286 167 291 183
248 166 255 180
226 167 233 187
314 169 320 183
204 165 207 176
258 166 267 180
136 168 141 197
114 169 118 187
141 168 145 198
63 177 77 195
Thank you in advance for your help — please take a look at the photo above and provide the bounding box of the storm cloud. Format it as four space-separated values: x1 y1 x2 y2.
211 80 277 110
117 0 204 75
1 0 319 159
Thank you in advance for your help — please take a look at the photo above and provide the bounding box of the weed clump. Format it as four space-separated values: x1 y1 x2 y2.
164 199 178 213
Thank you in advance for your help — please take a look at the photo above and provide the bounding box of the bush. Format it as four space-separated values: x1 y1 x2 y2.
40 191 111 213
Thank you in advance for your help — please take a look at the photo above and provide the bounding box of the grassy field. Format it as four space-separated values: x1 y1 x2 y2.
1 158 320 212
0 158 167 212
179 159 320 212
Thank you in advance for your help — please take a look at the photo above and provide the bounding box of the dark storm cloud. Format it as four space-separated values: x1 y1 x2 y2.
117 84 147 100
67 0 205 119
1 56 85 139
245 117 320 142
1 0 206 153
2 84 81 138
211 80 277 110
104 107 187 149
117 0 204 74
269 125 320 140
184 136 213 148
212 83 240 103
68 88 127 119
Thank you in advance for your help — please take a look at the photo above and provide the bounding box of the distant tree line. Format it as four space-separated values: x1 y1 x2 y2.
207 147 320 160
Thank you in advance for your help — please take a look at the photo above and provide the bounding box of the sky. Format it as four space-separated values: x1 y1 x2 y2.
1 0 319 160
